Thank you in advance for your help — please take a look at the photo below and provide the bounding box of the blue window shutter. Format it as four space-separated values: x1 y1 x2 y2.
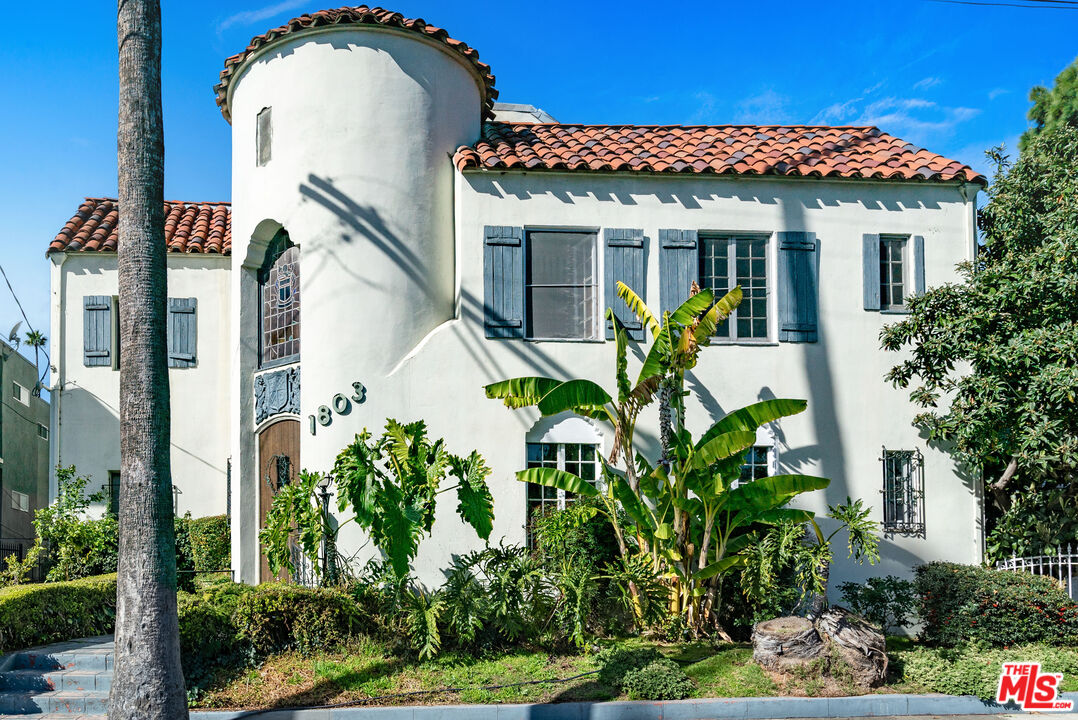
604 228 645 340
483 225 524 339
659 229 698 318
167 297 197 368
83 295 111 367
912 235 925 296
778 232 818 343
862 233 880 311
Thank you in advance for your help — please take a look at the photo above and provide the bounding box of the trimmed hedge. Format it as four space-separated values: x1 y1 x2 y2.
234 583 361 656
187 515 230 572
0 574 117 653
915 562 1078 647
896 643 1078 699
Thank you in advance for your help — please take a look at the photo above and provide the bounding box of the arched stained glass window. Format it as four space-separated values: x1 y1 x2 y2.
260 229 300 366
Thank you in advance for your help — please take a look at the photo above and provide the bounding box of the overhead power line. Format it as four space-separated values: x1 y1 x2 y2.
924 0 1078 8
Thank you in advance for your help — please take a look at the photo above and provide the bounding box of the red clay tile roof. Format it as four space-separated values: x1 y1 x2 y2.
49 198 231 255
215 6 497 123
454 123 985 185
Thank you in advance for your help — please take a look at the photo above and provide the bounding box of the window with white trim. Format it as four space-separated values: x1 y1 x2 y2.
525 230 598 340
37 423 48 440
699 235 770 340
11 381 29 406
11 491 30 513
525 442 599 533
879 235 908 311
739 446 771 484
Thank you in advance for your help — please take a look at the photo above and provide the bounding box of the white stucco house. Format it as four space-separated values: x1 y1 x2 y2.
47 5 986 589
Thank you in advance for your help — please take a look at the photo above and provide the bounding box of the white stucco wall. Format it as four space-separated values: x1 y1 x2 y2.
226 24 484 581
49 252 232 518
248 168 981 592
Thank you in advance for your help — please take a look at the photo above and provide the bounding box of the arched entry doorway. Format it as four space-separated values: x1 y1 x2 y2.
258 418 299 582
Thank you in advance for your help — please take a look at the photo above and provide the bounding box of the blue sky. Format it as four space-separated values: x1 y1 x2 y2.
0 0 1074 369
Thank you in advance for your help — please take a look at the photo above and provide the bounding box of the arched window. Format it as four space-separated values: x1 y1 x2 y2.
259 229 300 367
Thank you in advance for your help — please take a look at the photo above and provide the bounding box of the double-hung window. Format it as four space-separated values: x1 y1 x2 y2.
881 448 925 535
879 235 908 311
11 381 29 406
525 230 598 340
525 442 599 543
699 235 769 340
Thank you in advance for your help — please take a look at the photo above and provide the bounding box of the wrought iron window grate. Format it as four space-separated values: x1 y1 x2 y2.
881 447 924 535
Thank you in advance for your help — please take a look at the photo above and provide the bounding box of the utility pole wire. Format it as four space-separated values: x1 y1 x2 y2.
0 262 52 388
924 0 1078 8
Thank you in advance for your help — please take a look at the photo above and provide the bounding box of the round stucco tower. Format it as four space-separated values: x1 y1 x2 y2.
220 7 495 582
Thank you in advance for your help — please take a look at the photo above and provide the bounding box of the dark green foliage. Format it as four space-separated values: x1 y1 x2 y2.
838 575 918 633
915 562 1078 647
596 645 662 689
0 574 117 652
233 583 361 655
882 126 1078 515
187 515 231 571
532 498 620 568
177 591 248 693
174 515 196 593
1023 56 1078 151
621 658 695 700
986 482 1078 561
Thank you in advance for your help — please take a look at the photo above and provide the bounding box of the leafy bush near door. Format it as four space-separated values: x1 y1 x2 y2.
187 515 231 572
915 562 1078 647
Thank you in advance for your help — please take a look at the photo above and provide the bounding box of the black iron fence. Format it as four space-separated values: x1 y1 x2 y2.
0 538 49 582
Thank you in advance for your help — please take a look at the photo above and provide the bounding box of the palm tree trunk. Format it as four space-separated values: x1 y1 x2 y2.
110 2 188 719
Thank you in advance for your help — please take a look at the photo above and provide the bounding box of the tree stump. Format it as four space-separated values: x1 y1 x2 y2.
752 607 888 690
752 616 825 671
815 606 888 689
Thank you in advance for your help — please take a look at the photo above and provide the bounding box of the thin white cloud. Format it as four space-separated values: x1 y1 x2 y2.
734 90 790 124
810 98 861 125
988 88 1010 100
688 91 719 124
855 97 980 139
217 0 309 34
913 77 943 90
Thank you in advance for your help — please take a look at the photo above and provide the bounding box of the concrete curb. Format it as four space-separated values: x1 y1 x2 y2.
190 691 1078 719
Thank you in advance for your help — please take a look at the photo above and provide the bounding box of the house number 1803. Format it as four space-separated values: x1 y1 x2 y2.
309 381 366 435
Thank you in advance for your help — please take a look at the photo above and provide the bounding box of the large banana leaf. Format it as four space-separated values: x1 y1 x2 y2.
696 398 808 449
669 288 716 325
607 308 633 403
608 471 654 530
515 467 599 497
692 430 757 470
727 474 830 511
484 377 562 408
536 379 613 418
616 281 660 338
693 554 746 581
638 318 671 384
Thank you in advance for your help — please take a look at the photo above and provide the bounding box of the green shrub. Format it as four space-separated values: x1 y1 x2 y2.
533 498 620 568
915 562 1078 647
596 645 663 689
896 643 1078 699
188 515 230 572
838 575 918 633
621 658 695 700
0 574 116 652
178 592 247 692
34 467 117 582
234 583 361 655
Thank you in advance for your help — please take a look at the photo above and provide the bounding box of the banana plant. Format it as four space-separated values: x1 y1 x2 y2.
617 280 742 469
515 398 830 635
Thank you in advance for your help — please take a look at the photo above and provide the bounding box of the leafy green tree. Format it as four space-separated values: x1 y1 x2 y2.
33 465 117 581
1022 56 1078 152
261 419 494 581
881 125 1078 522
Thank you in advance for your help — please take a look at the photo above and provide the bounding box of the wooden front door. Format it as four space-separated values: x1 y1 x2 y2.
258 418 300 583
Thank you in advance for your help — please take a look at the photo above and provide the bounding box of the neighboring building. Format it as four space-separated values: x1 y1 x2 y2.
0 340 49 544
48 200 232 517
49 5 985 590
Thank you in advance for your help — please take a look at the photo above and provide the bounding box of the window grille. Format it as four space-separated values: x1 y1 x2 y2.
525 442 599 545
699 235 769 339
881 447 924 534
524 230 598 339
37 424 48 440
879 235 908 310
